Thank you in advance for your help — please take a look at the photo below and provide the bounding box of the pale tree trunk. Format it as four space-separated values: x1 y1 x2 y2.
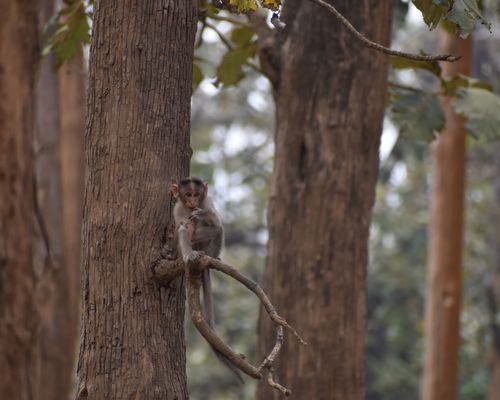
421 32 471 400
31 1 83 398
57 52 86 399
255 1 392 399
0 0 39 399
76 1 197 398
488 143 500 400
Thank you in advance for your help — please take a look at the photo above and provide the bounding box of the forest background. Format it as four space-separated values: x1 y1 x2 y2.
2 0 500 399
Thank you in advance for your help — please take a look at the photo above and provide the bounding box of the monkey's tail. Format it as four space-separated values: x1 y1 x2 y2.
202 270 245 384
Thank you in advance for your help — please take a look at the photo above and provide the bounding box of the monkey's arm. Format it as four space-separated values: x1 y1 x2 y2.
177 222 199 262
190 209 223 257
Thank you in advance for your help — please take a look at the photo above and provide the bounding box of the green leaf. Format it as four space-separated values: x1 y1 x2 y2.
441 74 493 95
42 1 91 67
453 88 500 140
412 0 451 30
389 56 441 77
193 63 204 92
230 27 255 46
445 0 491 38
216 45 256 86
390 92 445 142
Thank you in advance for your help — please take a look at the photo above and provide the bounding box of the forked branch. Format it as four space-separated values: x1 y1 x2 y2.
152 254 306 395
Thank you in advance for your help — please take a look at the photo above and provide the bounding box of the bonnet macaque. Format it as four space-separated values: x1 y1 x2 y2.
170 177 243 383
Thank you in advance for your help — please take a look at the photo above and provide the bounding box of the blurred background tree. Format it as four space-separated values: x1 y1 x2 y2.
4 0 500 398
186 1 500 399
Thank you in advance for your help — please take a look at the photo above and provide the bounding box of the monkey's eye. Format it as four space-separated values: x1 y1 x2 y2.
186 193 192 198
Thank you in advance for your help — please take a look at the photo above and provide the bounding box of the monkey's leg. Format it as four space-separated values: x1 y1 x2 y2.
178 222 203 262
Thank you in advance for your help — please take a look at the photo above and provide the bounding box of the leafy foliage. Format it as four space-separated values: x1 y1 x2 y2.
42 0 92 67
216 44 256 86
390 92 444 142
389 56 441 77
453 88 500 140
446 0 491 37
412 0 490 37
412 0 450 30
193 63 204 91
441 74 493 94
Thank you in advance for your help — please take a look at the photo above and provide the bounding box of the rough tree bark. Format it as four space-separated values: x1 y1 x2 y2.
76 0 197 398
0 0 39 399
255 1 392 399
421 32 471 400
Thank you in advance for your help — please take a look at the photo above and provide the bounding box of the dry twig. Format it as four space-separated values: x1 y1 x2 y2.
267 368 291 397
306 0 460 62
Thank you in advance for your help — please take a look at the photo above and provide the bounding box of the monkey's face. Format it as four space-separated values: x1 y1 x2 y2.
171 177 208 210
178 181 207 210
180 188 204 209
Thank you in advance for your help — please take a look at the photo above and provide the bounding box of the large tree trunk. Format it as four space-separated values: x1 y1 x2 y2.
76 1 197 398
0 0 39 399
255 1 392 399
421 32 471 400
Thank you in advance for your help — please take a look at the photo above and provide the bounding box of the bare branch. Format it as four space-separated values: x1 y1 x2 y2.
306 0 460 62
247 12 274 42
247 12 280 88
257 327 284 372
186 266 263 379
204 21 263 74
203 256 307 345
208 13 252 27
151 258 184 285
267 368 291 397
151 254 305 395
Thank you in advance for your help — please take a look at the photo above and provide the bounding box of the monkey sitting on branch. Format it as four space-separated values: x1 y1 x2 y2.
170 176 244 383
152 176 306 396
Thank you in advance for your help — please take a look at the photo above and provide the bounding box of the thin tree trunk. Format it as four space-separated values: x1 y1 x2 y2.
487 143 500 400
421 32 471 400
57 53 86 399
255 1 392 399
76 1 197 398
58 56 85 296
0 1 39 399
31 1 82 398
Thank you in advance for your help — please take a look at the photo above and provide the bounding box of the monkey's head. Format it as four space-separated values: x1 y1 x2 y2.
170 177 208 210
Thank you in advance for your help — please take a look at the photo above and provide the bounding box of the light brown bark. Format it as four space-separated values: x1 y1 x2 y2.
58 57 85 306
0 1 39 399
421 32 471 400
255 1 392 399
76 1 197 398
487 143 500 400
31 1 83 398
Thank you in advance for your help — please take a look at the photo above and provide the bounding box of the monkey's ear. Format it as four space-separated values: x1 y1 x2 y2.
203 182 209 193
170 183 179 198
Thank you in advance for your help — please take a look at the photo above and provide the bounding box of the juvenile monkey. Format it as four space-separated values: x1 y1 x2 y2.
170 177 243 383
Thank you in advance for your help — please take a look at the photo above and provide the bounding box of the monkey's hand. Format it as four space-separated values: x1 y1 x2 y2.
189 208 207 223
183 250 205 264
